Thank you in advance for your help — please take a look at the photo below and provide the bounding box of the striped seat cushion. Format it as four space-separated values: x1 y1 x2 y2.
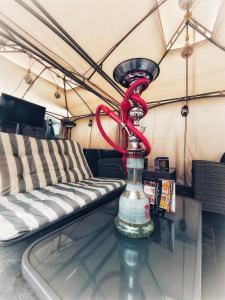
0 132 92 196
0 178 126 242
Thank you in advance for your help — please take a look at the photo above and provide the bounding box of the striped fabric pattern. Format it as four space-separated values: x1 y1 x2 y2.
0 132 92 196
0 178 126 242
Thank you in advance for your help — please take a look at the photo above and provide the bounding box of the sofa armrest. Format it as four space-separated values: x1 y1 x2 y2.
192 160 225 214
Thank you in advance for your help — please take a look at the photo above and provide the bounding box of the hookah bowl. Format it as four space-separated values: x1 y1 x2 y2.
113 58 160 239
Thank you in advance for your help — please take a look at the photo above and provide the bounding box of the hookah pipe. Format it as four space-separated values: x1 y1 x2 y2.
96 77 151 170
96 58 160 239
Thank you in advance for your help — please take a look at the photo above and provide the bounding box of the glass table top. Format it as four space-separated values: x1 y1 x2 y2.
22 196 201 300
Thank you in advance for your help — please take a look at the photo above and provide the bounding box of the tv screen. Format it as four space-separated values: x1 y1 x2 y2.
0 93 46 127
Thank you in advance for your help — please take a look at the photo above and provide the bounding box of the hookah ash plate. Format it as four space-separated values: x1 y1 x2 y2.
113 58 160 90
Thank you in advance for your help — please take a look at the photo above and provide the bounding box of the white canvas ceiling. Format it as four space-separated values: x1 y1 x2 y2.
1 0 225 185
0 0 224 116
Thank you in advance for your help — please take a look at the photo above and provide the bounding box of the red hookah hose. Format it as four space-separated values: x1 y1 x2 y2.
96 78 151 169
95 105 126 155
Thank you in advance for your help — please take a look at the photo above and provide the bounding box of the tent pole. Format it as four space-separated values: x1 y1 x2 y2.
31 54 120 106
72 112 109 122
71 90 225 121
63 76 69 118
66 81 94 116
46 111 66 118
85 0 168 78
15 0 124 97
147 90 225 106
0 11 121 104
0 42 24 53
0 26 119 111
189 18 225 53
45 112 62 121
158 19 186 65
99 0 167 63
183 19 190 186
149 94 225 109
0 10 83 77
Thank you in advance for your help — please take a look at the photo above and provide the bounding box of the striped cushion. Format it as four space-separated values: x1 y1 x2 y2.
0 178 126 242
0 132 92 196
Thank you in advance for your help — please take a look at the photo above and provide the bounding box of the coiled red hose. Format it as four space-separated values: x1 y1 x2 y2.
96 78 151 169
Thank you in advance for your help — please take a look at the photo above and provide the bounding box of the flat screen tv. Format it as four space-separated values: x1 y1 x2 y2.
0 93 46 127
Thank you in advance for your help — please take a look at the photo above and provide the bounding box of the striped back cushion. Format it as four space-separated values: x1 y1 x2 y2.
0 132 25 195
0 132 92 196
55 140 92 183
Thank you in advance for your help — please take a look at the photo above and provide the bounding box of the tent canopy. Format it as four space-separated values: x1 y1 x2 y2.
0 0 224 113
1 0 225 185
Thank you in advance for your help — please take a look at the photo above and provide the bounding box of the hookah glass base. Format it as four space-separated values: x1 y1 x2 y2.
114 150 154 239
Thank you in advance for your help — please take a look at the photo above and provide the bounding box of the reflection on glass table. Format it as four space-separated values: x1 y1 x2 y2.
22 196 201 300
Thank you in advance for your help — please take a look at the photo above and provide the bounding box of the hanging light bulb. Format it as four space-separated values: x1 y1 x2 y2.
181 32 193 58
181 42 193 58
24 68 34 85
88 119 93 127
181 104 189 117
48 119 52 126
54 86 61 99
54 74 62 99
24 53 34 85
178 0 195 10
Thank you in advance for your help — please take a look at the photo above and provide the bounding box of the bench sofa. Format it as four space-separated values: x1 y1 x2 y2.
0 132 126 244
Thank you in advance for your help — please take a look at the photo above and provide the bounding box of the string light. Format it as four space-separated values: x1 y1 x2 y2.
178 0 195 10
54 75 61 99
54 86 61 99
88 119 93 127
24 69 34 85
181 104 189 117
24 54 34 85
181 30 193 58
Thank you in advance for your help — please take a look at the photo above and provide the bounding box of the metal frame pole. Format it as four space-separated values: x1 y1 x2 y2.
16 0 124 96
0 25 119 111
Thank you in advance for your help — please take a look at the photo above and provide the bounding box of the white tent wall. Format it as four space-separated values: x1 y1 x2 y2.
71 116 119 150
0 55 67 116
141 102 185 185
186 97 225 183
67 88 111 116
